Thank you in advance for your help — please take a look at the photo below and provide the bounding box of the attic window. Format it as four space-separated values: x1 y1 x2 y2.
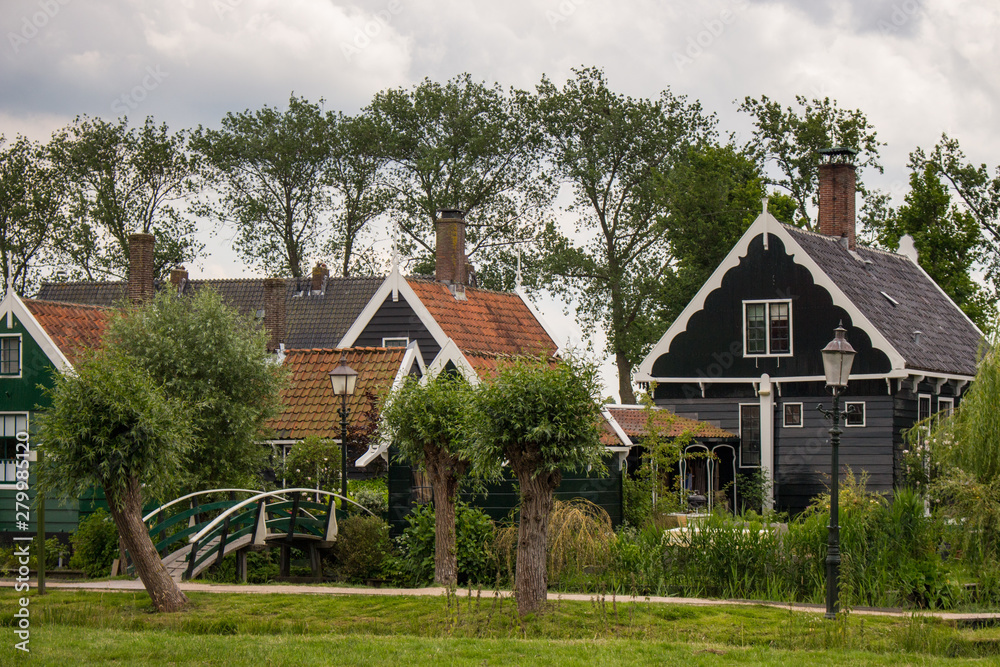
880 291 899 306
382 337 409 348
743 300 792 357
0 335 21 376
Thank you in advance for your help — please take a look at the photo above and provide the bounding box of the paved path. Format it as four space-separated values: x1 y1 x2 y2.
5 579 1000 624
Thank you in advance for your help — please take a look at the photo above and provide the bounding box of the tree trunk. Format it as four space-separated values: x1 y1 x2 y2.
105 477 189 613
616 351 636 404
426 447 463 586
513 469 559 616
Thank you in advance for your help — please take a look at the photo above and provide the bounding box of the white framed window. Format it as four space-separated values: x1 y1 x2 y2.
743 300 792 357
845 402 865 427
1 413 29 484
1 335 22 377
739 403 761 467
938 397 954 418
783 403 803 428
382 337 409 348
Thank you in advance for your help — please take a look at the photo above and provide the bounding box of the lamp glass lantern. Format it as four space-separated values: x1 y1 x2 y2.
821 324 856 388
329 358 359 396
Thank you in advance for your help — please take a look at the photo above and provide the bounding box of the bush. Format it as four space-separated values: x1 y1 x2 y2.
350 478 388 515
204 550 279 584
393 502 496 586
69 508 119 578
330 515 392 583
282 435 342 492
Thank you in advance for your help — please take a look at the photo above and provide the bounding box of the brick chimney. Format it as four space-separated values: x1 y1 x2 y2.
311 262 329 293
128 233 155 305
169 267 188 294
817 147 858 251
263 277 286 353
435 209 467 285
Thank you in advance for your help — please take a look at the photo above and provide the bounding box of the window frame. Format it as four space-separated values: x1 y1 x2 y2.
382 337 410 348
738 403 762 468
0 334 22 378
782 402 804 428
742 299 793 358
844 401 866 427
937 397 954 419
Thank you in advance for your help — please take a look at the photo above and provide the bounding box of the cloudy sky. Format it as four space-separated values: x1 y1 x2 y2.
2 0 997 396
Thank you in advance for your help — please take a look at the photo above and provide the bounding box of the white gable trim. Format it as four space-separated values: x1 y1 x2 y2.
636 211 906 380
354 341 428 468
426 338 481 385
0 291 73 374
338 265 451 351
600 407 631 447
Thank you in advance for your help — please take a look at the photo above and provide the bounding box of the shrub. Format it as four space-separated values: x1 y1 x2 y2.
69 508 119 578
350 478 388 515
394 502 496 586
281 435 342 492
331 515 392 583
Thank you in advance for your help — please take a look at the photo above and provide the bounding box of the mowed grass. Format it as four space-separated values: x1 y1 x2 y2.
2 588 1000 665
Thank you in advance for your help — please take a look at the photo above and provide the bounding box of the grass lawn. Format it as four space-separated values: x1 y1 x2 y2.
2 588 999 665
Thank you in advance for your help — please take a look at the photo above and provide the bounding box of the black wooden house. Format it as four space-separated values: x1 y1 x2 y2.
636 149 984 514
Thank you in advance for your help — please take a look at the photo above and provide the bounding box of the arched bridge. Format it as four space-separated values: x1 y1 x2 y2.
141 489 373 582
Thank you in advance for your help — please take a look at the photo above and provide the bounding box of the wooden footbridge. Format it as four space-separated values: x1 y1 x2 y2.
140 489 373 582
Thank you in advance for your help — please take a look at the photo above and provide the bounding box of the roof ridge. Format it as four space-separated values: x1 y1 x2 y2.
781 223 909 260
405 276 521 297
25 298 114 311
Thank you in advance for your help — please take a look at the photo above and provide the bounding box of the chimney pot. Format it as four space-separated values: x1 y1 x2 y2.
128 233 155 305
263 277 286 353
169 267 188 294
311 262 329 293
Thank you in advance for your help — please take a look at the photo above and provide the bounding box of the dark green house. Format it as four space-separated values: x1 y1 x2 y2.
0 285 110 536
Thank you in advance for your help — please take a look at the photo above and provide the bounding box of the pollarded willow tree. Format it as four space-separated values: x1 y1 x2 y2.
37 350 191 612
467 356 606 616
380 372 472 586
368 73 554 289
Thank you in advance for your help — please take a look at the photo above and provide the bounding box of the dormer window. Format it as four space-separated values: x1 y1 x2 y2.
743 300 792 357
1 335 21 376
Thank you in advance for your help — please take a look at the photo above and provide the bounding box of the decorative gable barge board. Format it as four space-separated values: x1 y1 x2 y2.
386 449 623 536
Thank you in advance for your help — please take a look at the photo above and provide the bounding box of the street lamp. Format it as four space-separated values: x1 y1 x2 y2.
818 323 856 619
329 355 359 501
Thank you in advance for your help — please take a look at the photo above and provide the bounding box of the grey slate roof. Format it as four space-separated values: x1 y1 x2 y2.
35 276 384 351
784 225 984 376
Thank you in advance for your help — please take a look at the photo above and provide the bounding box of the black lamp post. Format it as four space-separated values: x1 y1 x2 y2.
329 355 358 501
818 323 856 619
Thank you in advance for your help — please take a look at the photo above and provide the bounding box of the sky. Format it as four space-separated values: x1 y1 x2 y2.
2 0 998 398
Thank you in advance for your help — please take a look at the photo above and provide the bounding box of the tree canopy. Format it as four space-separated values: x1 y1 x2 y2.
536 67 716 402
47 115 201 281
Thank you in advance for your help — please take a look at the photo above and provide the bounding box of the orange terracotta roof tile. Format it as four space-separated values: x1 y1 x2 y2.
607 406 736 440
268 347 407 440
407 279 557 357
23 300 111 366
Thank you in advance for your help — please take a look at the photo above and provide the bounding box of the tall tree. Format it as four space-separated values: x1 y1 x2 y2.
380 373 472 586
536 67 716 402
467 356 605 616
914 134 1000 310
191 96 335 277
324 112 392 277
0 135 67 294
738 95 884 229
105 287 286 490
368 74 552 289
871 158 995 329
661 143 768 320
47 116 201 281
37 349 191 612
